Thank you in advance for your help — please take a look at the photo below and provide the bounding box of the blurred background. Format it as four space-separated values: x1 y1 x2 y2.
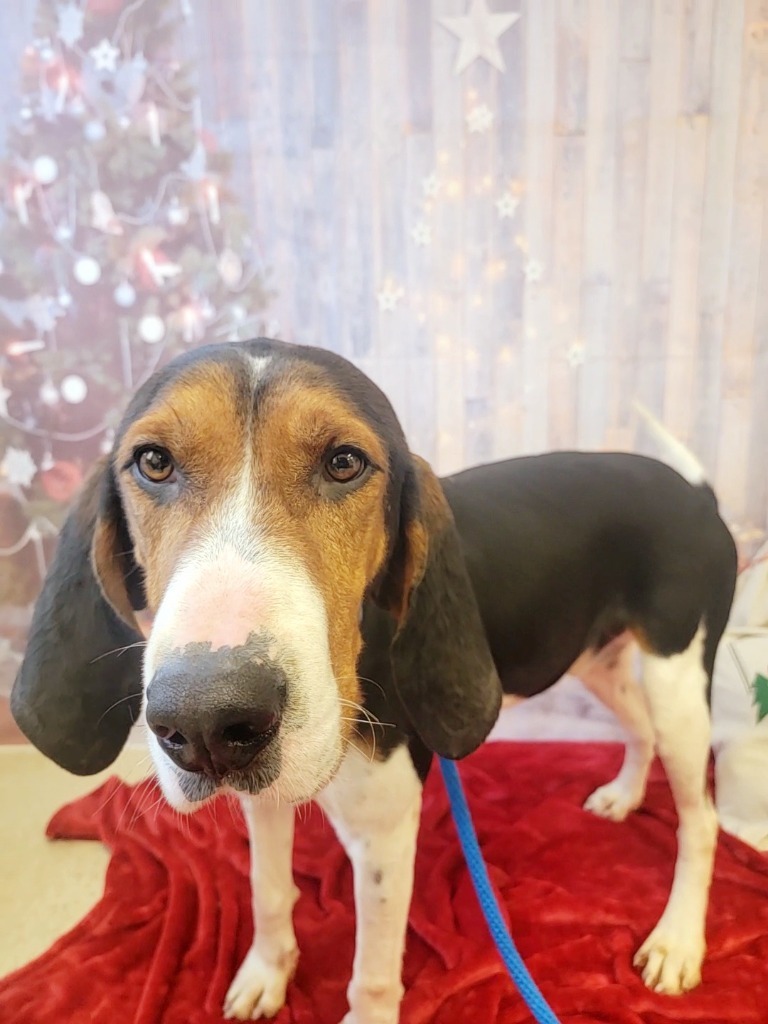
0 0 766 717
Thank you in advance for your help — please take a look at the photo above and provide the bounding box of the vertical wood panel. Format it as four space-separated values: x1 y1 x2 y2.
577 0 620 448
432 0 466 473
614 9 651 439
637 0 685 415
521 0 556 453
716 0 766 516
694 0 744 469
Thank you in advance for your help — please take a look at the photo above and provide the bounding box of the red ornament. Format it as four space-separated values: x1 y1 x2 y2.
39 460 84 503
200 128 218 154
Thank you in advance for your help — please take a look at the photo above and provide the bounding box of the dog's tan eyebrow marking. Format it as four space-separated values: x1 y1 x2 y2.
116 361 249 474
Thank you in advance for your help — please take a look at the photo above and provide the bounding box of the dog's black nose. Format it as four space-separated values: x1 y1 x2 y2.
145 656 286 778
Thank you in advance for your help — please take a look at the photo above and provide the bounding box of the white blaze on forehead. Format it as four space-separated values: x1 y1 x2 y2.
248 353 272 382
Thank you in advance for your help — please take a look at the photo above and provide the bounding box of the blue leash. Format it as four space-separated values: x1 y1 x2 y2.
439 757 561 1024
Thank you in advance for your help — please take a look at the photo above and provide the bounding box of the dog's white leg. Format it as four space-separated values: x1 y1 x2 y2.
318 744 422 1024
579 640 656 821
224 796 299 1020
634 627 718 995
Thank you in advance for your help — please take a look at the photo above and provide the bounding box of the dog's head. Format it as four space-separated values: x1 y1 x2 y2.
12 340 500 807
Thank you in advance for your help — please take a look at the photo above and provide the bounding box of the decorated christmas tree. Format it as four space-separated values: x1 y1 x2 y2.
0 0 269 608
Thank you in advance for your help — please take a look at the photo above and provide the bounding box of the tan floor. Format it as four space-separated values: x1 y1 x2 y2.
0 744 151 978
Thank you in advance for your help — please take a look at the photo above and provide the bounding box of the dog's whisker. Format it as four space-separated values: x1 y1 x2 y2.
95 692 143 726
90 641 148 664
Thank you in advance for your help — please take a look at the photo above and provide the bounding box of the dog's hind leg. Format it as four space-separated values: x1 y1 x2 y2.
633 626 717 995
576 636 656 822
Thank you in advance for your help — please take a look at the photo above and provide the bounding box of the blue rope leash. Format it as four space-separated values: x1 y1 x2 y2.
439 757 561 1024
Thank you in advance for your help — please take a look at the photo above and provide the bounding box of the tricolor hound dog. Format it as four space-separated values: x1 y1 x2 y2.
13 339 737 1023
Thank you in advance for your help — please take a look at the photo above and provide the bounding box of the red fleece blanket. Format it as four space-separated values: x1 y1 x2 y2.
1 742 767 1024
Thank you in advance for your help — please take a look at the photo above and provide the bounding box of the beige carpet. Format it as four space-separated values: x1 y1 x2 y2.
0 744 151 978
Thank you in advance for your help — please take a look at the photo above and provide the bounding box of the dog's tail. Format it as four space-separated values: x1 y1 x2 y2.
633 400 711 492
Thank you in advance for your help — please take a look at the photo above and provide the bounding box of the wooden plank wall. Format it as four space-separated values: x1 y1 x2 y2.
189 0 767 540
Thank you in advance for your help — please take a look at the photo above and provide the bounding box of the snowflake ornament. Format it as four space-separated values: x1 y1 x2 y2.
377 281 405 312
566 341 586 368
496 193 520 219
57 3 85 48
467 104 494 134
1 447 37 487
411 222 432 247
422 173 440 198
90 39 120 73
523 258 544 284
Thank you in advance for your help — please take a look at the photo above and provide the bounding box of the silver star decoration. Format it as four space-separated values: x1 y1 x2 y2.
90 38 120 73
422 173 440 198
377 281 405 312
523 258 544 283
1 447 37 487
411 222 432 247
496 193 520 218
57 2 85 48
466 104 494 134
566 341 585 368
439 0 520 75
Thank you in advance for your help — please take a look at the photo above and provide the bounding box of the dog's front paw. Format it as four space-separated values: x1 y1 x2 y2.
584 781 642 822
224 945 298 1020
633 924 705 995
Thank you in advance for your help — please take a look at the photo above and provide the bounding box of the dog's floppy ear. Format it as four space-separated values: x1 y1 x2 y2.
374 455 501 759
11 459 145 775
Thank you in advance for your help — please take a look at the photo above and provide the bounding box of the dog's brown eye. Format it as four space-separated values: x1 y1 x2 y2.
137 447 175 483
325 448 367 483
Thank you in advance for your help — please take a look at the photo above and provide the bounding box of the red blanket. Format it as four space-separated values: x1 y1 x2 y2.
1 742 767 1024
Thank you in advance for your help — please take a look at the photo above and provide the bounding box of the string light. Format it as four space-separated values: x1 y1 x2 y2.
7 340 45 356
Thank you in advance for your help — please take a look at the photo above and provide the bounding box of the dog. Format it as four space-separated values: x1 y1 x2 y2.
12 338 737 1023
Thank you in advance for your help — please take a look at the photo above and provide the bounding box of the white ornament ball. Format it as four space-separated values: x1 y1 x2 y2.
139 314 165 344
114 280 136 307
167 197 189 226
39 380 60 406
33 155 59 185
20 106 33 121
61 374 87 404
55 223 72 242
84 120 106 142
118 114 131 130
57 287 72 309
74 256 101 285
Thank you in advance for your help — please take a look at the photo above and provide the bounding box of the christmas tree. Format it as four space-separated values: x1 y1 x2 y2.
0 0 269 608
